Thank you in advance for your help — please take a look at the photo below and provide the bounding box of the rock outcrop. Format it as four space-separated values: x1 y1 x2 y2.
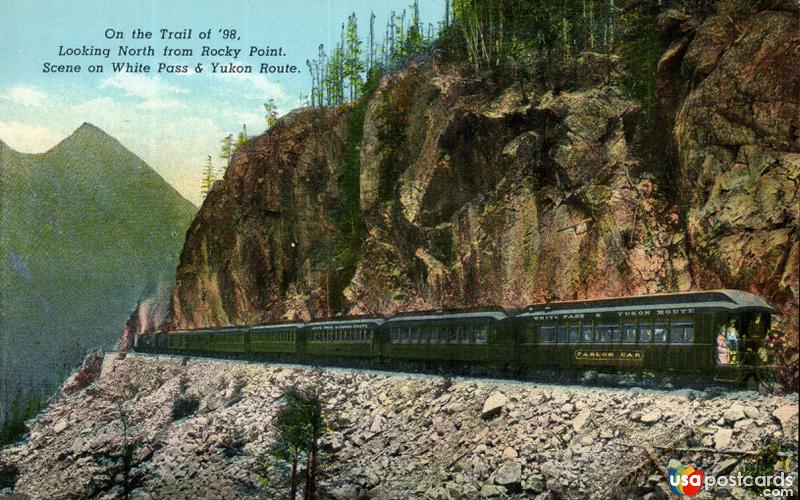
168 0 798 335
662 0 800 328
1 354 797 499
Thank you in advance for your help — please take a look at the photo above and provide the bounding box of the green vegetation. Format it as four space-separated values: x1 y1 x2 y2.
306 0 439 108
617 2 662 118
172 378 200 420
260 387 327 500
0 391 45 447
740 437 797 496
333 70 383 280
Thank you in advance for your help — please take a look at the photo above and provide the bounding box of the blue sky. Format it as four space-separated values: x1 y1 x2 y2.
0 0 445 205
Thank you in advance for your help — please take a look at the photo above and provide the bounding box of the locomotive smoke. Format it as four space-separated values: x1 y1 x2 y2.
117 283 172 352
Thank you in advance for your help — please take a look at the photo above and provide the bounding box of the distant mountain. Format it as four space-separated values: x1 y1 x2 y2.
0 123 196 424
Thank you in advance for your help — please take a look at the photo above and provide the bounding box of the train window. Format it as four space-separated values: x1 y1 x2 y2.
476 325 487 344
653 322 668 343
638 323 652 343
447 326 455 343
568 324 580 343
461 326 470 344
670 320 694 344
611 324 622 343
540 324 557 343
421 326 430 343
581 323 593 342
558 324 569 343
623 323 636 343
595 324 615 343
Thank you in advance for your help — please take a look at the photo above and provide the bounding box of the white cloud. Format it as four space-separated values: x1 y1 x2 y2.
136 98 187 110
3 85 47 107
100 73 188 99
0 121 63 153
211 63 294 105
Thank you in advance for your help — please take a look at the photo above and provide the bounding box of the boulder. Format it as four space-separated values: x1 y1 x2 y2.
494 461 523 487
640 411 662 425
772 405 798 435
572 410 592 432
482 393 508 420
714 429 734 450
723 405 746 423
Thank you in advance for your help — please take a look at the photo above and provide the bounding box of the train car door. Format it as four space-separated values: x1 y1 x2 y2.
713 313 742 382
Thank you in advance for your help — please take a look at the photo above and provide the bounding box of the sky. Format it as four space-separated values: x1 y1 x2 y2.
0 0 445 205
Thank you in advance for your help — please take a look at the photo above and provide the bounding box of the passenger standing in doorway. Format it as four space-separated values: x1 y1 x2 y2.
717 328 730 365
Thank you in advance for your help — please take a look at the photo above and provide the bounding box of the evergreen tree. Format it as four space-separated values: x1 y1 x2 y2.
264 99 279 129
345 13 365 102
200 155 216 199
234 124 248 153
368 12 376 71
263 387 327 500
218 134 233 178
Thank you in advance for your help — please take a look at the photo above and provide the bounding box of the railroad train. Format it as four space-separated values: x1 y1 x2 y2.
135 290 779 384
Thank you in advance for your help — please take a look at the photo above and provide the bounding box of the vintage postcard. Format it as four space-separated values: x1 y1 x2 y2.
1 0 798 498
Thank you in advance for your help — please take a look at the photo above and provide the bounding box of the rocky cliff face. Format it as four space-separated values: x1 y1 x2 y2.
170 0 798 332
659 0 799 325
1 354 797 499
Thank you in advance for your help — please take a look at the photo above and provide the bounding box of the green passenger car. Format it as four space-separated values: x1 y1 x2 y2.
382 309 509 369
249 323 303 357
303 317 384 361
510 290 776 382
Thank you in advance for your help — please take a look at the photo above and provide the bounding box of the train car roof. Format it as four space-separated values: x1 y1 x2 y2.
386 309 507 323
515 289 777 317
168 325 248 335
305 316 386 327
250 322 305 330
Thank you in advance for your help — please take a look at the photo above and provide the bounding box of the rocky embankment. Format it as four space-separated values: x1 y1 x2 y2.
1 354 797 499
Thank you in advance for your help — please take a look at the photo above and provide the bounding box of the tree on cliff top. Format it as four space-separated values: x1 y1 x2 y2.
200 155 216 199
